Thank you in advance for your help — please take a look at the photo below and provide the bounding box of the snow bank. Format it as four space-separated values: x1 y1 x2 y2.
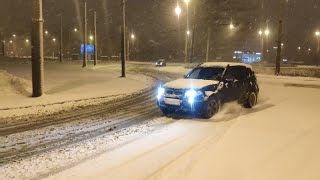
0 70 31 96
0 63 154 119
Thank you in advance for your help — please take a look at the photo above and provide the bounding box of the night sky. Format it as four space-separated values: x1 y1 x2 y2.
0 0 319 62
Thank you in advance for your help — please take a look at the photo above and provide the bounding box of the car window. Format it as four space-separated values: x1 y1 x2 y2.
186 67 225 80
225 66 247 81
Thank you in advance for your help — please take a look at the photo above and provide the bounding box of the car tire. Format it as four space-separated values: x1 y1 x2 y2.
244 91 257 108
202 96 220 119
160 107 174 115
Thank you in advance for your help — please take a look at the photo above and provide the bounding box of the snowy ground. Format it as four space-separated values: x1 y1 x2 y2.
0 61 153 119
46 65 320 180
1 61 320 180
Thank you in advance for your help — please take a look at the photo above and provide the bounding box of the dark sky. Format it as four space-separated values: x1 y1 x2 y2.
0 0 319 61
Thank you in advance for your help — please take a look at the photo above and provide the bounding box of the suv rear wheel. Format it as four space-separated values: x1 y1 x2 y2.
202 96 220 119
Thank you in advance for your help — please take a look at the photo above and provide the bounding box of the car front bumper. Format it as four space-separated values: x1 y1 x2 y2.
157 97 206 113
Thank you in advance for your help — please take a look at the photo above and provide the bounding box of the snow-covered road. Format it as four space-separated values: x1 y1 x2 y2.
1 62 320 180
47 68 320 180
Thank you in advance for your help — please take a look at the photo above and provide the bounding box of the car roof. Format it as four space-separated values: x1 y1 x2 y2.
199 62 252 69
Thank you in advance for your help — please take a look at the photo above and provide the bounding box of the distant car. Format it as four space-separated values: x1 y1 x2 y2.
156 62 259 119
155 59 167 67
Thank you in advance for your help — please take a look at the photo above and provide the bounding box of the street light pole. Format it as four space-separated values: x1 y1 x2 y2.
0 32 4 56
206 27 211 62
94 11 97 66
31 0 44 97
121 0 126 77
83 0 87 67
184 0 189 64
59 14 63 63
275 0 285 75
316 31 320 66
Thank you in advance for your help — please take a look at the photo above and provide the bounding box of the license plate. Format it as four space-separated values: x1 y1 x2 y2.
164 98 181 106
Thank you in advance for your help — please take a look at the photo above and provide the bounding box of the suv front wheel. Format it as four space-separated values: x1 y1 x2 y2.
202 96 220 119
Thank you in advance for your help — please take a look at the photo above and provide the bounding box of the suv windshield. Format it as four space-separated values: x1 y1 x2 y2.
186 67 225 80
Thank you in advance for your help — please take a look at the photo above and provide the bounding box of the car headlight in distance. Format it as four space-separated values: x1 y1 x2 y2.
157 87 165 100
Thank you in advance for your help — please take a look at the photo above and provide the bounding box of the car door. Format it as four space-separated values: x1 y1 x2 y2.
222 66 246 102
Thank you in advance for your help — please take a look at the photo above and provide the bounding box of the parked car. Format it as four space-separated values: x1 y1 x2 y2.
155 59 167 67
156 62 259 119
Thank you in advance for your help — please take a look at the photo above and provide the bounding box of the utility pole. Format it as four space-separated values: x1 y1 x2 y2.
206 27 211 62
317 34 319 66
94 11 97 66
1 41 4 56
82 0 87 67
31 0 44 97
275 0 285 75
184 32 188 64
127 39 130 61
59 14 63 63
190 26 195 64
121 0 126 77
0 32 4 56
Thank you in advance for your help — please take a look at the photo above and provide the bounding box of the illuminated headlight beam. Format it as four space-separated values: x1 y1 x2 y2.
157 87 165 100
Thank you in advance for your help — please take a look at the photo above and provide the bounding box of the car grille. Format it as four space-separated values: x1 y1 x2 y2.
165 88 185 99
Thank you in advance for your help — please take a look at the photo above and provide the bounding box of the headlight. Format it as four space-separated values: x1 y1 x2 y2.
158 87 165 95
185 90 202 98
185 89 202 104
157 87 165 100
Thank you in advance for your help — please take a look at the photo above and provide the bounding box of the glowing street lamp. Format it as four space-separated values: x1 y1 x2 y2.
53 38 56 42
89 35 94 41
175 4 181 17
187 30 191 35
264 29 270 36
9 40 13 43
13 34 16 38
131 34 135 39
74 28 78 32
25 39 29 43
258 30 263 36
45 30 49 35
229 23 235 29
316 31 320 36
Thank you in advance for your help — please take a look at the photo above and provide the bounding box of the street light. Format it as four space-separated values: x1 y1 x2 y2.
316 31 320 36
45 30 48 35
53 38 56 42
264 29 270 36
89 35 94 41
25 39 29 43
131 34 135 39
183 0 190 4
74 28 78 32
229 23 235 29
258 30 263 35
175 4 181 17
9 40 13 43
187 30 191 35
13 34 16 38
